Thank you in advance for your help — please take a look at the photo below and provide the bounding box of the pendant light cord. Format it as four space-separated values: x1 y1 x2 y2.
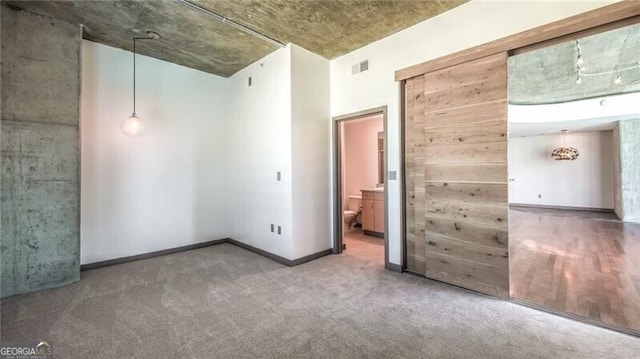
133 37 137 114
132 32 161 115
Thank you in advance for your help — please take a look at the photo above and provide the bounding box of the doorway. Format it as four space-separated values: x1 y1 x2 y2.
507 22 640 335
397 1 640 336
333 107 389 266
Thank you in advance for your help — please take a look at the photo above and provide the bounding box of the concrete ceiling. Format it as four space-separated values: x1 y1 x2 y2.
509 22 640 105
5 0 467 77
508 22 640 138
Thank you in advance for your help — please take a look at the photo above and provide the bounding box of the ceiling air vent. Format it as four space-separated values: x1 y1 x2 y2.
351 60 369 75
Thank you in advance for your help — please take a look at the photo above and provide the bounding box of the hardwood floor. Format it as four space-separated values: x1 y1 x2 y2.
509 206 640 333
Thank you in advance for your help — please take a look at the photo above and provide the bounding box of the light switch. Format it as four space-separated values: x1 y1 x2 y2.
388 170 397 180
277 171 281 181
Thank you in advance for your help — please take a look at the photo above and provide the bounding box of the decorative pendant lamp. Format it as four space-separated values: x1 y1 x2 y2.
551 130 579 161
122 31 161 137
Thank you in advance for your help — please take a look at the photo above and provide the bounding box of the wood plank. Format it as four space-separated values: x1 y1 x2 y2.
412 76 427 275
425 100 506 128
404 75 424 272
512 14 640 56
425 182 508 204
424 252 509 298
425 217 508 248
425 119 506 146
396 2 640 81
404 51 508 298
424 234 508 270
425 141 507 164
405 77 415 273
406 223 416 271
423 54 507 112
424 53 507 94
425 163 507 183
426 200 508 227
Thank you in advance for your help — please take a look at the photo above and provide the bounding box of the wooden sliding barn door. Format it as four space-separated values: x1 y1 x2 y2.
404 53 509 298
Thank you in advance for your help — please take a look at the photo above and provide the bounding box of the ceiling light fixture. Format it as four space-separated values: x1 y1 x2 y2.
574 39 639 86
613 68 622 84
575 40 586 71
122 31 161 137
551 129 579 161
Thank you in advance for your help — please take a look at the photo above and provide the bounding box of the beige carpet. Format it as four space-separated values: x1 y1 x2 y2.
2 241 639 358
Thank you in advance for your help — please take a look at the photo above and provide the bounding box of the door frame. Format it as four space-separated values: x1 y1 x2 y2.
397 2 640 285
332 106 389 268
396 0 640 335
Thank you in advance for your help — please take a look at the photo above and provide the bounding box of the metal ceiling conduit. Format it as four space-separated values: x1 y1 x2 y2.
175 0 286 48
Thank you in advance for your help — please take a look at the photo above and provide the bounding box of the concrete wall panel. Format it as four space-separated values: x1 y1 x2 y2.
1 6 81 297
618 118 640 222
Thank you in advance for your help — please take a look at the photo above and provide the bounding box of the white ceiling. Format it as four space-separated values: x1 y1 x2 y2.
508 92 640 138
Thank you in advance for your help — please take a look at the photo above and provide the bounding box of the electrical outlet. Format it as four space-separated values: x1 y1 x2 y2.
270 224 274 232
538 194 542 199
277 225 281 235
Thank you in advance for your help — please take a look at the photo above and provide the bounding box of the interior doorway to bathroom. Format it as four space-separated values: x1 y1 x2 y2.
333 107 388 266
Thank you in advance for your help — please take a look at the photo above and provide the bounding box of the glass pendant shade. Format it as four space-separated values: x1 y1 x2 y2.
121 113 144 137
123 32 159 138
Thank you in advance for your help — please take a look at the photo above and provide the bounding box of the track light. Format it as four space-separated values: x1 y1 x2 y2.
573 39 638 86
575 40 586 71
576 55 585 71
613 69 622 84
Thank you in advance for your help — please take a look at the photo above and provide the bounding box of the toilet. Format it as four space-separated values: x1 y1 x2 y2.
343 195 362 231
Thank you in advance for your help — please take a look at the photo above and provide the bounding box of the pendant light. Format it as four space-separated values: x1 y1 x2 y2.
551 130 579 161
122 31 161 137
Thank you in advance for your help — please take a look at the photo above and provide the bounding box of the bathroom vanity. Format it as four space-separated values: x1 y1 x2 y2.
361 189 384 238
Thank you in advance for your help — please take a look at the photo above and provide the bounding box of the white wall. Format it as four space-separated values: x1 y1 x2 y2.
83 42 331 264
228 46 294 259
343 116 383 208
330 0 617 266
509 131 614 209
81 40 230 264
290 44 332 259
227 44 332 260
